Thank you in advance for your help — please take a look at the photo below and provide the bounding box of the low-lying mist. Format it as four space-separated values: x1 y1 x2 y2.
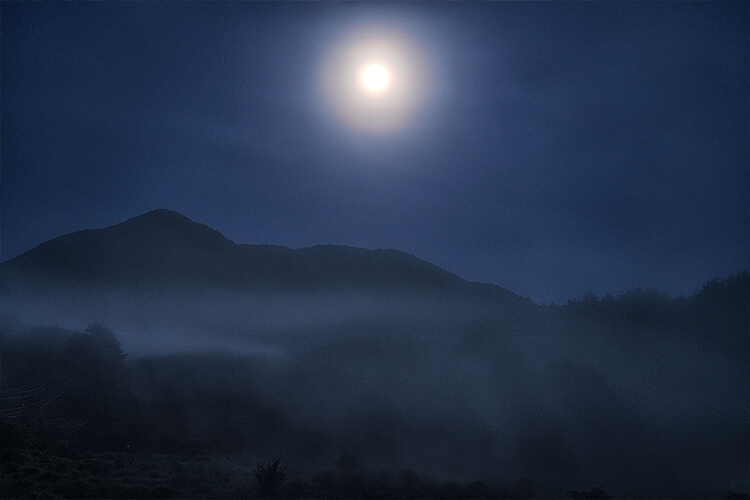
0 286 508 357
1 272 748 498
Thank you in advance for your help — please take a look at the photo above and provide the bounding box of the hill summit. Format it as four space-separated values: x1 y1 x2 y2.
1 209 517 298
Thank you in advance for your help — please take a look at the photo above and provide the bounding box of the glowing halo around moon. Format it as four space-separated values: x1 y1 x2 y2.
321 28 427 132
359 62 392 95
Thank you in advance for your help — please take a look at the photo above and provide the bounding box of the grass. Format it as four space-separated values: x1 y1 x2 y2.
1 447 252 499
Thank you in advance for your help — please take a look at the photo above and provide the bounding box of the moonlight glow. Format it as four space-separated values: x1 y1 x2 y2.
322 28 427 132
359 63 392 95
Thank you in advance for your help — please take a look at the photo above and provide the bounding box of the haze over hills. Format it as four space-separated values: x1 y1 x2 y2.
0 209 532 360
0 209 523 303
1 209 748 498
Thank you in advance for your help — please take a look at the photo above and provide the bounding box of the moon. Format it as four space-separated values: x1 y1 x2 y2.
358 62 392 96
321 27 427 132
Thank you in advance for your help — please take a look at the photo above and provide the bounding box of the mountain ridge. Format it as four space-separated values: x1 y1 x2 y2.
1 209 525 303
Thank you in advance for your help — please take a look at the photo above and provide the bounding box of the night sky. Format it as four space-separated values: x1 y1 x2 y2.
2 2 748 304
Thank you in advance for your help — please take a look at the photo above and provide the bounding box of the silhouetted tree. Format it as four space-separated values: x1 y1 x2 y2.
397 468 421 498
567 486 612 499
464 479 491 499
335 451 360 477
510 477 535 499
335 452 364 497
312 470 335 497
253 458 287 497
61 324 126 420
84 322 126 369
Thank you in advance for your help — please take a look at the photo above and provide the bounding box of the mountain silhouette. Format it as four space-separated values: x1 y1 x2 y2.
0 209 524 302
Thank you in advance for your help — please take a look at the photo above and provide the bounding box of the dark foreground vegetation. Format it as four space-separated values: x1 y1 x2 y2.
0 322 536 499
1 271 748 499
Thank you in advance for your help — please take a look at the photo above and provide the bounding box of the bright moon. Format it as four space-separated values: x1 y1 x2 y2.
321 27 427 132
359 63 391 95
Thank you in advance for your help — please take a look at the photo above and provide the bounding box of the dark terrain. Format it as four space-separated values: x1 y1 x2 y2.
1 210 748 499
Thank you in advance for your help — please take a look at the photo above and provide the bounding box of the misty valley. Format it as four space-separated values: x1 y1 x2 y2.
1 211 748 499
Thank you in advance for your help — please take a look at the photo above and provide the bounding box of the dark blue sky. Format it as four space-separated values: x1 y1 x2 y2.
2 2 748 303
